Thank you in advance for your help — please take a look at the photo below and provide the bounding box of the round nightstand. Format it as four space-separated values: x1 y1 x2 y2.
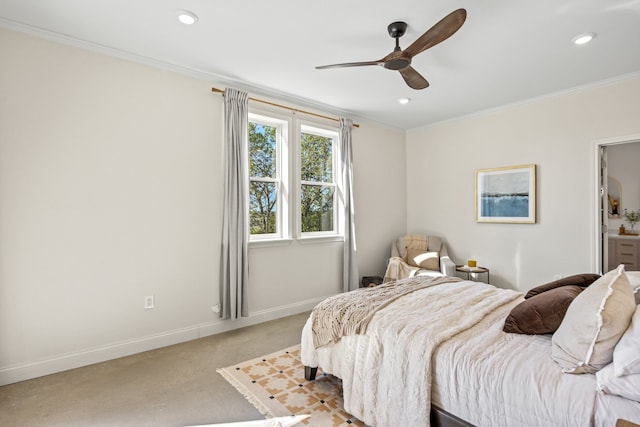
456 265 490 284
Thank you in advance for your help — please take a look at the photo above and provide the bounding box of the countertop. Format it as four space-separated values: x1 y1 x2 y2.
609 233 640 240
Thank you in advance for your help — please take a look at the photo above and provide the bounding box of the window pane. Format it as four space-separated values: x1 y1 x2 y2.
301 184 334 232
249 122 276 178
301 132 332 182
250 181 277 234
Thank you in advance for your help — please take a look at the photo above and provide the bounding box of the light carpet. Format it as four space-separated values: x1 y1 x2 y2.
217 345 364 426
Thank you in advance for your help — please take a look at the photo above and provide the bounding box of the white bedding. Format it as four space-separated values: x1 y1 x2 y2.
300 279 640 427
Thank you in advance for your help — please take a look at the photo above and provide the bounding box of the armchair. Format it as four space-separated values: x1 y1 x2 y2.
383 234 456 282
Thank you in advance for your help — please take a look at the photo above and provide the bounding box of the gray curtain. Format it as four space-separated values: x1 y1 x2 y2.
340 118 359 292
220 88 249 319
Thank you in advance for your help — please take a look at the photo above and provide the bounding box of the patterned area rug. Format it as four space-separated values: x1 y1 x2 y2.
217 345 364 426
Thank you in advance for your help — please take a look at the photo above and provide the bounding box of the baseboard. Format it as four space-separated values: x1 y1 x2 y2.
0 296 326 386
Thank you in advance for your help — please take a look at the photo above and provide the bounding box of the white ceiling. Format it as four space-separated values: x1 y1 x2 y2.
1 0 639 130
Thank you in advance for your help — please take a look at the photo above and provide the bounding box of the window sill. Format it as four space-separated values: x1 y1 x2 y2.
298 235 345 244
249 238 294 249
249 235 344 248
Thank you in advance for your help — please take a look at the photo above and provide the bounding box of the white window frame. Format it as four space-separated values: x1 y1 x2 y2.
297 122 342 239
248 112 289 241
247 109 343 244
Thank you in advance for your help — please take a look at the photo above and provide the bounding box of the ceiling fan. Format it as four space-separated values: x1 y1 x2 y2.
316 8 467 90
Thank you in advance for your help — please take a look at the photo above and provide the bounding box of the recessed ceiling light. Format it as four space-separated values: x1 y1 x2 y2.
572 32 596 45
398 97 411 105
177 10 198 25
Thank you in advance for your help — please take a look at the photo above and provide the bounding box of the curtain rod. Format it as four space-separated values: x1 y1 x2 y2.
211 87 359 128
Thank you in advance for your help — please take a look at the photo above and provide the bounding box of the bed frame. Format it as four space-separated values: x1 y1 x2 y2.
304 366 474 427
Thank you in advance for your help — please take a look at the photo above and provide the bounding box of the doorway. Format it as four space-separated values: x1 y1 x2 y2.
593 135 640 274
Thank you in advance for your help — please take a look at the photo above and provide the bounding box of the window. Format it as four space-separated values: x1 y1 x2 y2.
248 111 341 241
300 125 337 235
248 114 288 239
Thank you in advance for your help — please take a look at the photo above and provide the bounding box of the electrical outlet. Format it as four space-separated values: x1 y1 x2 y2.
144 295 154 309
553 274 563 280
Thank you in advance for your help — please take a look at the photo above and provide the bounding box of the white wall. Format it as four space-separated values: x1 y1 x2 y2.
351 124 407 278
406 74 640 291
0 29 406 384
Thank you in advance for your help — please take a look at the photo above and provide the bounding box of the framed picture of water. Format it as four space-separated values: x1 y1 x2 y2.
475 164 536 223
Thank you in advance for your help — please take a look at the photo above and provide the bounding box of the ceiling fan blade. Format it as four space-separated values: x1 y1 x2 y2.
316 60 383 69
404 8 466 58
399 66 429 90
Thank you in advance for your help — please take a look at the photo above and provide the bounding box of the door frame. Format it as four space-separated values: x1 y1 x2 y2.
592 133 640 274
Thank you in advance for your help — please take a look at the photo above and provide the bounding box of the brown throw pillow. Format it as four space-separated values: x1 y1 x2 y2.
524 273 601 299
503 285 584 335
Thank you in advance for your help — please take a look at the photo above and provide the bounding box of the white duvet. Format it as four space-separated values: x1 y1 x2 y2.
301 279 640 427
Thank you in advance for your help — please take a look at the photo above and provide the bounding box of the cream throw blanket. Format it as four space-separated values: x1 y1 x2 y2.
333 279 522 426
311 276 461 348
383 256 420 282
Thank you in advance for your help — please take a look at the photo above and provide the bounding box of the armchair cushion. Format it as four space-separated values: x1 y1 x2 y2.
405 248 439 271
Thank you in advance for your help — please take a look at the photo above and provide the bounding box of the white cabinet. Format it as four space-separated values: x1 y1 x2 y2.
609 236 639 271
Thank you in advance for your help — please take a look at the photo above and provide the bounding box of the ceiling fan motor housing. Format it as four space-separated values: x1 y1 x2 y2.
383 56 411 70
387 21 408 38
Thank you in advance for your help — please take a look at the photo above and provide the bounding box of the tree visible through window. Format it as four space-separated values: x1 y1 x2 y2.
249 121 278 235
300 131 335 233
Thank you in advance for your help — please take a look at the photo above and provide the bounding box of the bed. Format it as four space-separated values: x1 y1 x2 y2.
300 271 640 427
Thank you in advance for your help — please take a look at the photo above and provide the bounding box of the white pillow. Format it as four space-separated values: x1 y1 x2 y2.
596 362 640 402
626 271 640 304
614 305 640 376
551 265 636 374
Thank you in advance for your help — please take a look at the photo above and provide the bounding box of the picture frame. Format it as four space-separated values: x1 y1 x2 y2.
475 164 536 223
